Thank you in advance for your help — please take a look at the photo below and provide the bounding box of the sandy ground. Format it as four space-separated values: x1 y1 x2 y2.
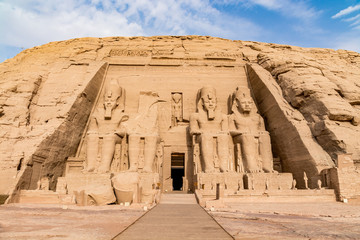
0 204 146 240
209 202 360 240
2 202 360 240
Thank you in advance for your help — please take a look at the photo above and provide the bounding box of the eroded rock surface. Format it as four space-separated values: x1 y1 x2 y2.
0 36 359 199
245 42 360 163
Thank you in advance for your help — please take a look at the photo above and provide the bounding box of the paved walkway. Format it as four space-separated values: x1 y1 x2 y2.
113 193 233 240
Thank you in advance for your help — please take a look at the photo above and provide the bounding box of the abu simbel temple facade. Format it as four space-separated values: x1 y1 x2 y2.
0 36 360 206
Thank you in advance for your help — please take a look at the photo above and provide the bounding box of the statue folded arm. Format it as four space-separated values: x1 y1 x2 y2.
229 114 242 136
220 114 229 133
190 113 201 135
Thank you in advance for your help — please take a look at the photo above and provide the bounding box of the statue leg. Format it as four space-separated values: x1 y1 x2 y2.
86 132 98 172
200 134 215 173
98 133 117 173
217 134 230 172
143 135 158 173
259 132 273 173
240 134 259 173
128 135 140 172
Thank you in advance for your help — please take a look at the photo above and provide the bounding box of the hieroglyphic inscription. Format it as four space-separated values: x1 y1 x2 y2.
152 50 173 57
205 52 243 59
109 49 150 57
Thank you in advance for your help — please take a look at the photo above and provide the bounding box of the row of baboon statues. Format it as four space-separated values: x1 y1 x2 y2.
85 81 274 175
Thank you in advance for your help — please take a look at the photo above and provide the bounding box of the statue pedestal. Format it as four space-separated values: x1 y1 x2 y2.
65 172 116 206
195 172 244 193
112 172 160 205
195 171 295 207
18 190 61 204
244 172 293 191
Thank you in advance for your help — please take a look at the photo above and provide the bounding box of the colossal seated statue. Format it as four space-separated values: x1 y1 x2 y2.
85 80 128 173
125 91 164 173
190 86 230 173
229 86 274 173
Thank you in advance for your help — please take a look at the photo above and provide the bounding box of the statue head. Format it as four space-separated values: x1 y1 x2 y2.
104 80 122 119
233 87 253 114
199 86 217 119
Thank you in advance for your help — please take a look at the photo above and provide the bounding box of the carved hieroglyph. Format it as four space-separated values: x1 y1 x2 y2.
85 80 128 173
229 86 274 173
190 86 230 173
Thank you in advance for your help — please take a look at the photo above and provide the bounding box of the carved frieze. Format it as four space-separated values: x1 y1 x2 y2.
109 49 150 57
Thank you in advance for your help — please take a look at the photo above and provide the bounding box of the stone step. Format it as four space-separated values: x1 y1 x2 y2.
160 193 198 204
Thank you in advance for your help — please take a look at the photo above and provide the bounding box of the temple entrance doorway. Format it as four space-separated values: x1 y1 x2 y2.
171 153 185 191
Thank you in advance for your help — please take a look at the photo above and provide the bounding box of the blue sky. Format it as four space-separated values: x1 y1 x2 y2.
1 0 360 63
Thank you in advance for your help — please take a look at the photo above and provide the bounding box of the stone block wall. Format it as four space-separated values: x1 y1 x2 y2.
329 168 360 201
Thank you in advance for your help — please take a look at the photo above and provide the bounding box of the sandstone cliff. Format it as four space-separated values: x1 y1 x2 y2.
0 36 359 196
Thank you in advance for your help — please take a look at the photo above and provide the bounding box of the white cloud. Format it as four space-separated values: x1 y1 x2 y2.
332 5 360 29
214 0 319 21
249 0 282 10
0 1 144 48
332 4 360 19
344 14 360 22
244 0 323 38
350 19 360 27
0 0 262 50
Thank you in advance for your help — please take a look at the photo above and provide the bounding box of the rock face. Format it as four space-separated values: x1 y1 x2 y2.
0 36 359 201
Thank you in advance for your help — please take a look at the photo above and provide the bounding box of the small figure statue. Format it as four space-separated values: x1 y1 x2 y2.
229 87 274 173
251 174 255 190
238 179 242 191
291 179 297 190
304 172 309 189
56 177 68 194
317 179 322 189
265 177 269 190
211 179 216 190
198 176 203 190
86 80 128 173
190 86 230 173
171 92 183 127
37 177 49 190
155 142 164 174
193 144 200 174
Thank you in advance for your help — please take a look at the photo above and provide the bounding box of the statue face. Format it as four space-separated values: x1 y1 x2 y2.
104 91 120 111
104 95 114 109
238 98 252 113
199 87 217 119
103 90 121 119
202 94 216 111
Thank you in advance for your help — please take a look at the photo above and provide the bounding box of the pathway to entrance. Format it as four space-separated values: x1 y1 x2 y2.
113 193 233 240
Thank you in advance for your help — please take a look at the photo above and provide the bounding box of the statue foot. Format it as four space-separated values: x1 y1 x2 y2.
128 166 138 172
205 168 216 173
97 166 109 173
142 167 152 173
85 167 95 172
